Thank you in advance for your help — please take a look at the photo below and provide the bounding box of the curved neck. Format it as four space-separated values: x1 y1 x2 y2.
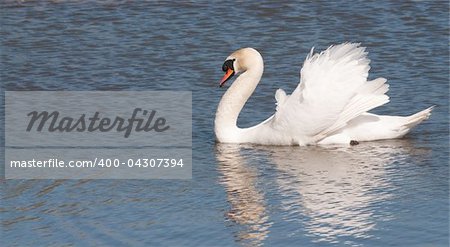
215 62 264 141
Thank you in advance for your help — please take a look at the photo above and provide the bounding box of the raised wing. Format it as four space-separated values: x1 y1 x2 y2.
271 43 389 144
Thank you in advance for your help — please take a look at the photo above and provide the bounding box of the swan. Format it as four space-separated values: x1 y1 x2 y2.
215 43 433 146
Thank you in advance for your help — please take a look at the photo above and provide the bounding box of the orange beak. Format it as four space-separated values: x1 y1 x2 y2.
219 68 235 87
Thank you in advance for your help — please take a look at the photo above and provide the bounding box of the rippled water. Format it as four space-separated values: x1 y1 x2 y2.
1 1 449 246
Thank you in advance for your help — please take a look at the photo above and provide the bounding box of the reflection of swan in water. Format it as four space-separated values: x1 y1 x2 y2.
215 139 429 245
215 144 271 246
268 141 412 244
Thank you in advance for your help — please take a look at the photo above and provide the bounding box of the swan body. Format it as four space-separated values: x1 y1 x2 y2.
215 43 433 146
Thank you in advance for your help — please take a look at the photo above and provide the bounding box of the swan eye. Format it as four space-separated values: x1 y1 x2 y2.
222 64 228 72
222 59 235 72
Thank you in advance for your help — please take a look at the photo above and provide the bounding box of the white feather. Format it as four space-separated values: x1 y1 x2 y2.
272 43 390 143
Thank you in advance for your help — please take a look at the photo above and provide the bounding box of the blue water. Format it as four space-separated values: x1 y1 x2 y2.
1 1 449 246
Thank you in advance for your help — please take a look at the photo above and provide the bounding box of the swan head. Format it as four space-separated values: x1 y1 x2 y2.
219 47 263 87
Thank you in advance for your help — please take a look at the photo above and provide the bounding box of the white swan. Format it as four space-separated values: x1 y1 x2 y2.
215 43 433 145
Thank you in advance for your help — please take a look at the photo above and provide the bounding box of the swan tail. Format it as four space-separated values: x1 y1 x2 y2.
399 106 434 131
